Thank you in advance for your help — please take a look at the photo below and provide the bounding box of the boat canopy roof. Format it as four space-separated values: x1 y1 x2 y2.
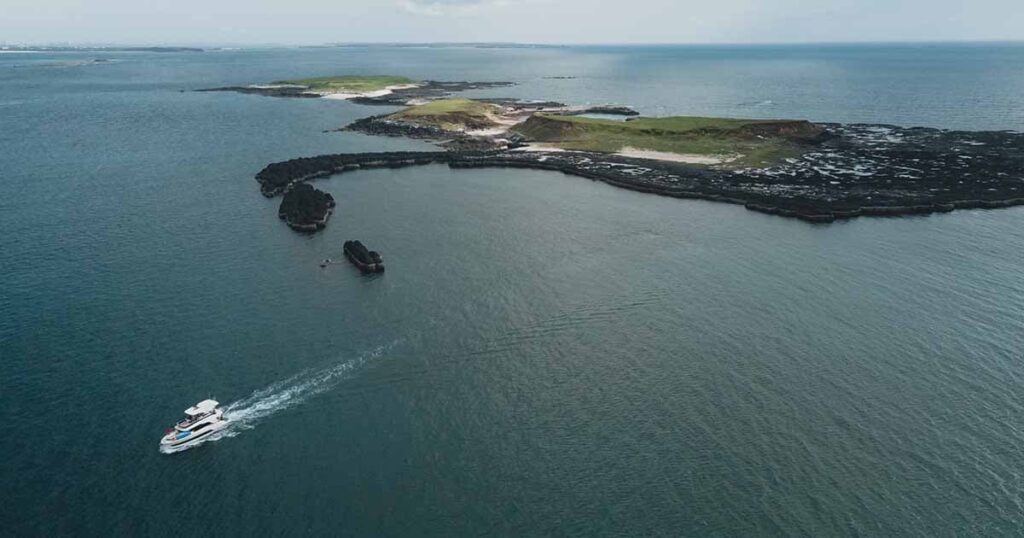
185 399 219 416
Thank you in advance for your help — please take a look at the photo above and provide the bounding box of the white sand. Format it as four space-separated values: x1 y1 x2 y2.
248 84 306 90
512 144 573 153
465 109 535 136
467 127 509 136
616 147 737 164
319 83 422 101
321 90 389 100
514 145 739 164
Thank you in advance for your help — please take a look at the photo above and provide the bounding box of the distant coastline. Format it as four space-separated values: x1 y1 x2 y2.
0 46 203 53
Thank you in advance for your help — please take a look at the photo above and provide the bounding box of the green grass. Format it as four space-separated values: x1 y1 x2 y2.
556 115 773 132
273 75 416 92
395 98 496 116
512 113 819 166
390 98 502 131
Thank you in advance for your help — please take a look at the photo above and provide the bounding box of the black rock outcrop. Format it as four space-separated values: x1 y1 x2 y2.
343 115 452 140
575 105 640 116
196 85 319 98
343 240 385 273
278 183 335 232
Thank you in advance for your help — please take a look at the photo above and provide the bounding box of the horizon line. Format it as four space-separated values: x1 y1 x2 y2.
3 38 1024 49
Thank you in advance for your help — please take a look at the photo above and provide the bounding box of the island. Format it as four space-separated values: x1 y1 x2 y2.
344 98 640 151
343 240 385 273
198 75 514 104
232 75 1023 227
277 183 335 232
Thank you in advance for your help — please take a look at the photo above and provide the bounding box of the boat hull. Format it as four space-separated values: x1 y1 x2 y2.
159 419 230 454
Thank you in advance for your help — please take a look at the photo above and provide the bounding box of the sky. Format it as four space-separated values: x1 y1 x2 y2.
2 0 1022 46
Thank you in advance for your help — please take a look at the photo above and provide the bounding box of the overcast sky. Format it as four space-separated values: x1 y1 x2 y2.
3 0 1022 45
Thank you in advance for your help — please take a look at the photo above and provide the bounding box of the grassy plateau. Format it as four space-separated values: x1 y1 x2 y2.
512 113 825 166
389 98 504 131
273 75 417 93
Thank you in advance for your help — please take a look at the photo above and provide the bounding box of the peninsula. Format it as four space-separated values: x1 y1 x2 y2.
228 75 1024 229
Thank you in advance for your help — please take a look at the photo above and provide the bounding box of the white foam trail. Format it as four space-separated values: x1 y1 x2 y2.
160 341 397 454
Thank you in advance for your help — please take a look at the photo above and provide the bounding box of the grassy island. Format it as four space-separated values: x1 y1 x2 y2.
368 98 829 166
253 80 1024 226
272 75 417 93
512 113 827 166
202 77 512 103
389 98 504 131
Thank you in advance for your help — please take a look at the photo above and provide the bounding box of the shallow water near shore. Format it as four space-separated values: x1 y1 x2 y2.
3 44 1024 536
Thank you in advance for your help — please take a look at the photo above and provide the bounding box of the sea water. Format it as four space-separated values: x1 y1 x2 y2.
2 43 1024 536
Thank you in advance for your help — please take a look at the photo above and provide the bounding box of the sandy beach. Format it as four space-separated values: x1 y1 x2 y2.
319 83 422 101
616 147 737 164
515 144 735 164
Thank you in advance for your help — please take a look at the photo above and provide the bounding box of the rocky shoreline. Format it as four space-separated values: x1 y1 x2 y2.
257 123 1024 224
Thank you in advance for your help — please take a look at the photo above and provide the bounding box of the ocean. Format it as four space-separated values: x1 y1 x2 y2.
2 43 1024 536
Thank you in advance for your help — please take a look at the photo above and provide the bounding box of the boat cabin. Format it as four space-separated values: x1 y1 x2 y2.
176 399 220 429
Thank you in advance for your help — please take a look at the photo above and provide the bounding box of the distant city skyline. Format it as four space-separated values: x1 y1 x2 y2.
2 0 1022 45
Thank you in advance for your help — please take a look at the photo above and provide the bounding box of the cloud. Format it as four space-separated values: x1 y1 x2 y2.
397 0 511 16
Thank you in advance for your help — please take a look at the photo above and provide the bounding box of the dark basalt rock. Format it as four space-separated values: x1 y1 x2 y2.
196 85 320 98
342 115 524 152
342 115 452 139
343 240 385 273
256 123 1024 223
256 151 450 197
573 105 640 116
440 135 524 152
278 183 335 233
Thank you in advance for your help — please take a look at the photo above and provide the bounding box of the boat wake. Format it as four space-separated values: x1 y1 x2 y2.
159 341 397 454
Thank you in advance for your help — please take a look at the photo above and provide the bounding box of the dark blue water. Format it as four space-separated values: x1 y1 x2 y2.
3 44 1024 536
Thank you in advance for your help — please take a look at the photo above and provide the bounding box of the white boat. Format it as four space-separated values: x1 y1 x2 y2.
159 399 229 453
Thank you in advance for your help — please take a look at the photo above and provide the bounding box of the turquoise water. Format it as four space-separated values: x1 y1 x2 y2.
2 44 1024 536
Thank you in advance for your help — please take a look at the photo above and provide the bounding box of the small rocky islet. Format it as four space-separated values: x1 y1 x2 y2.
226 74 1024 228
343 240 385 273
277 182 334 232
